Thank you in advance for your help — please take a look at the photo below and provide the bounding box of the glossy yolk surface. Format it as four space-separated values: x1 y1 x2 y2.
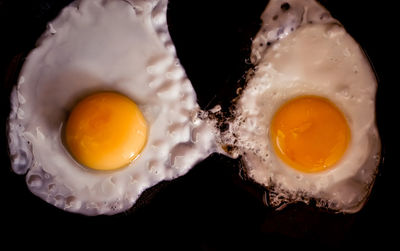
269 96 350 173
64 92 148 171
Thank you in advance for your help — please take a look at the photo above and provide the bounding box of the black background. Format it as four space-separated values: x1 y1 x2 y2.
0 0 397 248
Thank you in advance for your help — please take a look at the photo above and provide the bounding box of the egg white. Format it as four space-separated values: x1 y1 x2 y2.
222 0 380 213
8 0 217 215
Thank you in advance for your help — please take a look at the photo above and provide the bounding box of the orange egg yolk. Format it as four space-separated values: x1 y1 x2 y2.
64 92 148 171
269 96 350 173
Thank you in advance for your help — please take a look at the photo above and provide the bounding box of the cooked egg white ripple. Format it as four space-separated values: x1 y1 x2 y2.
222 0 381 213
8 0 217 215
250 0 337 65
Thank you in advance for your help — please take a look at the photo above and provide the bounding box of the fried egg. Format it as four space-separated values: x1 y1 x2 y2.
7 0 217 215
221 0 381 213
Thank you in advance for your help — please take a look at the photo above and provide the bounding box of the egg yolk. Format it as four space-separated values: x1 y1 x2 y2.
269 96 350 173
64 92 148 171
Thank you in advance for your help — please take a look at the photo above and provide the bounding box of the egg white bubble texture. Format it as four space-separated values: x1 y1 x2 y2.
221 0 381 213
8 0 217 215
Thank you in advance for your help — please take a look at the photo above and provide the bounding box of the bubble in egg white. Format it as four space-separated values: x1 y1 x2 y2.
220 0 381 213
8 0 217 215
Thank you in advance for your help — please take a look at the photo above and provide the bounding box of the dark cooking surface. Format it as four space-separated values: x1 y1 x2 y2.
0 0 396 248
